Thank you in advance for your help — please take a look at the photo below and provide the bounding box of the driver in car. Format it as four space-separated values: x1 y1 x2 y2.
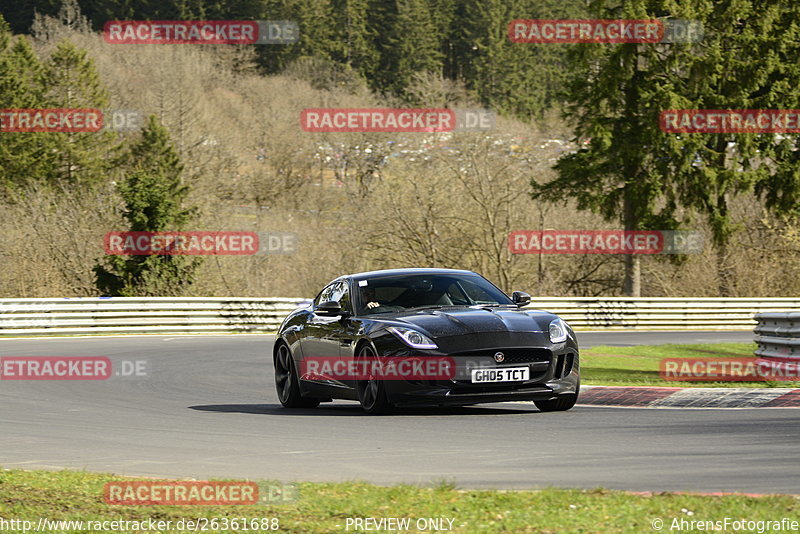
361 286 381 310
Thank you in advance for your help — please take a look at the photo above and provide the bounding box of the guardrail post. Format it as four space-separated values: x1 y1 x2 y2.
754 312 800 370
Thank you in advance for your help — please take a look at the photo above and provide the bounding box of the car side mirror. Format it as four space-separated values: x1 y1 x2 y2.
512 291 531 307
316 300 344 316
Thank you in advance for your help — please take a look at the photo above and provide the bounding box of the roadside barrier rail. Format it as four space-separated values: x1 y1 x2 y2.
754 312 800 361
0 297 798 336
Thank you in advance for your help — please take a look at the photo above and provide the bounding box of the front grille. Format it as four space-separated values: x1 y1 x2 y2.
406 348 553 387
453 348 552 364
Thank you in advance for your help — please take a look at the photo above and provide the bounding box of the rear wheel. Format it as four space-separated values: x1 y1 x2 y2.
355 344 391 414
274 343 320 408
534 382 579 412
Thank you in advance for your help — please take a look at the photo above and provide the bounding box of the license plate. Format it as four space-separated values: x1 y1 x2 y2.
470 367 529 383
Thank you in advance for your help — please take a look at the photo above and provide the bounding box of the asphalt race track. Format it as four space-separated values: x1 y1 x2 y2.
1 332 798 494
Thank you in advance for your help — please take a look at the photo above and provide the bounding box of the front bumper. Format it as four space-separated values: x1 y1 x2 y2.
376 336 579 407
387 379 577 407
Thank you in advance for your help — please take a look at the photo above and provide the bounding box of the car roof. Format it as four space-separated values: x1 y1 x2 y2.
345 268 478 280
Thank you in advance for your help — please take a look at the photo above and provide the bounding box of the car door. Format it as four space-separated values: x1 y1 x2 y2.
326 280 355 361
301 282 343 365
305 280 360 396
321 281 359 387
335 280 367 389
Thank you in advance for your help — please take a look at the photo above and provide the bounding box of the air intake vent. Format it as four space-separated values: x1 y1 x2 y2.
554 354 565 378
563 353 575 377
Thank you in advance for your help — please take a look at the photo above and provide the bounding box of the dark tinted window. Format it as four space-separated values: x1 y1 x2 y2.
355 273 513 314
315 280 351 312
314 282 338 306
333 282 351 312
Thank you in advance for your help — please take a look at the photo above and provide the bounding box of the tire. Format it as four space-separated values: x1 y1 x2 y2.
355 344 391 414
534 382 580 412
274 343 320 409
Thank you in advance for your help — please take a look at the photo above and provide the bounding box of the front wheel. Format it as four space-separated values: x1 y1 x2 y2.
274 343 320 408
355 344 391 414
534 382 579 412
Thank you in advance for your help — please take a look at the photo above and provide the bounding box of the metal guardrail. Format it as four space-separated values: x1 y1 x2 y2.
754 312 800 361
0 297 798 336
0 297 309 336
535 297 800 330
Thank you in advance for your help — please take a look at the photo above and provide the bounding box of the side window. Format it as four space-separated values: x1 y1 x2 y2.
334 282 351 312
315 281 351 312
315 283 338 306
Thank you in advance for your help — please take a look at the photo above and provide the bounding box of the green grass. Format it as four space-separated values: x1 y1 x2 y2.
580 342 800 388
1 469 798 533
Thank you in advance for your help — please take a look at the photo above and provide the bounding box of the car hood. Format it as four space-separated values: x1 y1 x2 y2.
375 307 558 337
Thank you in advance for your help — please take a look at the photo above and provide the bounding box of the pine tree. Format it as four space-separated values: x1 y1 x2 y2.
93 115 201 296
658 0 800 295
0 0 60 34
0 18 59 194
256 0 337 74
364 0 399 91
42 39 118 185
532 0 692 296
460 0 588 119
330 0 377 76
534 0 800 296
386 0 443 95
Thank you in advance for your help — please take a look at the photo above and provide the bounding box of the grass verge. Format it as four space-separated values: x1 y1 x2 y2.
581 342 800 388
1 469 798 533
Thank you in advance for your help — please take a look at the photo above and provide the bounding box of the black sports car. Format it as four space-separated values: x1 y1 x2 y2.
273 268 579 413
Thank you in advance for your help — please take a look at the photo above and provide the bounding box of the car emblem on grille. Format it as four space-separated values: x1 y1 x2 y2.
494 352 505 362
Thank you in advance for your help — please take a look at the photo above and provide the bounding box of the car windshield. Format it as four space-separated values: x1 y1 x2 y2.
355 273 514 314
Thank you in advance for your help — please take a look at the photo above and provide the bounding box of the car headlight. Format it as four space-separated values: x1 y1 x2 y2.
548 318 568 343
387 326 438 349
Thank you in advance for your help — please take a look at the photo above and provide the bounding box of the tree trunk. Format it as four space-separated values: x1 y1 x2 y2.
715 192 733 296
714 138 733 297
621 40 641 297
623 189 641 296
716 238 733 296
